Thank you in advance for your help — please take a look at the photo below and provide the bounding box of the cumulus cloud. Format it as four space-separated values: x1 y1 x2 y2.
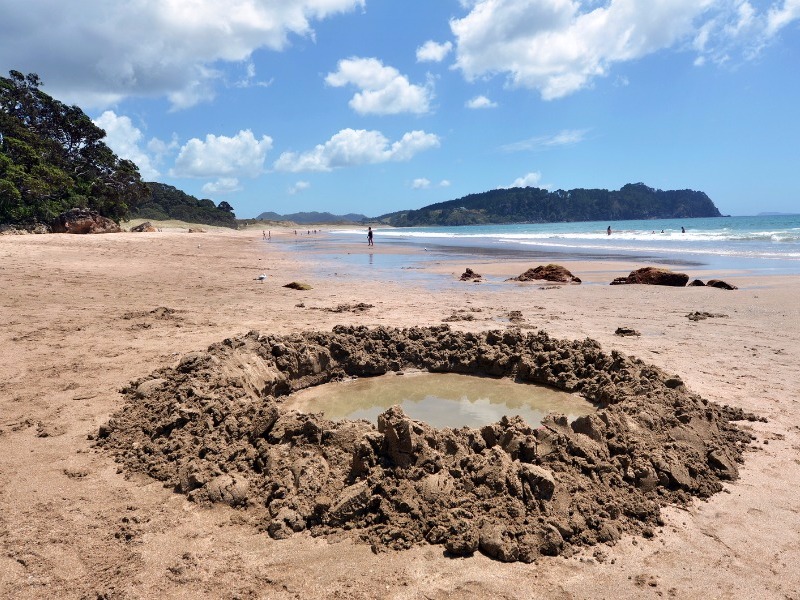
172 130 273 178
288 181 311 194
273 128 440 172
325 57 434 115
466 95 498 109
412 178 431 189
416 40 453 62
501 129 589 152
509 172 543 188
450 0 800 99
93 110 163 180
439 179 451 187
202 178 242 194
0 0 365 109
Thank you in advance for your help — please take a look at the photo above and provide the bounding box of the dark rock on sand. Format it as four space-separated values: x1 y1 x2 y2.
284 282 313 290
51 208 121 234
508 264 581 284
460 268 482 281
688 279 706 286
97 325 757 563
706 279 738 290
615 327 641 337
131 222 157 232
610 267 689 286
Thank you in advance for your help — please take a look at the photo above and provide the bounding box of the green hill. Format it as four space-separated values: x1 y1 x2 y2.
136 182 237 228
377 183 723 227
255 210 368 224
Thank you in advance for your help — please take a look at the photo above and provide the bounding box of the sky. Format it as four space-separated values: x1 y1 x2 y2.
1 0 799 218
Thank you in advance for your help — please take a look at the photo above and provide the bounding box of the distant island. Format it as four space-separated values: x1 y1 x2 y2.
255 210 368 224
376 183 723 227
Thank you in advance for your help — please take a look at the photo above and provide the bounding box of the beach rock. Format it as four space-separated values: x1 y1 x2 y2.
131 222 157 232
51 208 121 234
508 264 581 284
706 279 738 290
615 327 641 337
460 268 482 281
610 267 689 287
283 282 313 290
688 279 706 286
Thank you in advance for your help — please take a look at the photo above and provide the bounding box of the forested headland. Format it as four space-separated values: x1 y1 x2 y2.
377 183 723 227
0 71 236 229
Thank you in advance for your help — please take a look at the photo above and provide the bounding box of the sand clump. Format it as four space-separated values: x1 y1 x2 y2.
97 325 755 563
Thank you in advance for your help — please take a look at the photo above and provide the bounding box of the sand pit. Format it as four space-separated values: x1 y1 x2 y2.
98 325 756 563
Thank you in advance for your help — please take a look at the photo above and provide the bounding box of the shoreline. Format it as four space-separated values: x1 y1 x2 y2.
1 226 798 599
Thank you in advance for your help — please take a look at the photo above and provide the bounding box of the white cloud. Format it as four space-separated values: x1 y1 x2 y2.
450 0 800 99
412 178 431 189
501 128 589 152
202 178 242 194
510 172 543 188
274 128 440 172
466 95 498 109
768 0 800 35
289 181 311 194
416 40 453 62
0 0 365 109
92 110 161 180
325 57 433 115
439 179 452 187
172 130 273 178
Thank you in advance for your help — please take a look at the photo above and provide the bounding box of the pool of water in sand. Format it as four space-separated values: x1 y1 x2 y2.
285 372 595 428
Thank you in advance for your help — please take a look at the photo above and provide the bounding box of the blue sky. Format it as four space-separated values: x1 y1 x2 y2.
1 0 799 218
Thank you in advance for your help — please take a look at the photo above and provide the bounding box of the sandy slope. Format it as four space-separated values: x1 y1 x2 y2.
0 228 798 599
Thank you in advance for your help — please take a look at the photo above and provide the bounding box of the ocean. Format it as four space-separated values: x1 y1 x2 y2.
332 215 800 275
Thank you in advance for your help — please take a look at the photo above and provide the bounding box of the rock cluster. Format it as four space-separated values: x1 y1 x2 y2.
611 268 738 289
460 268 482 282
131 222 157 232
508 265 582 284
97 325 755 562
50 208 121 234
610 267 688 286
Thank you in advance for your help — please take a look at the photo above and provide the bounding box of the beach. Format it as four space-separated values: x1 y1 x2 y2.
1 226 799 599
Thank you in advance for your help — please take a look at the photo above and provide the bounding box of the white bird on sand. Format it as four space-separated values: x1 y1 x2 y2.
254 274 267 281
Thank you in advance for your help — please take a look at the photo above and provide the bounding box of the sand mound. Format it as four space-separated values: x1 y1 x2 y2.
97 326 756 562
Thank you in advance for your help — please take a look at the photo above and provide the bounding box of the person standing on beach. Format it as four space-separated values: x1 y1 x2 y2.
367 226 374 246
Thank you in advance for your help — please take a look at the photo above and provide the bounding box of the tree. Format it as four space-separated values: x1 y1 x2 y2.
0 70 149 226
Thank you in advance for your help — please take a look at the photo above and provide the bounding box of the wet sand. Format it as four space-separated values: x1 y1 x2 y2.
1 225 799 598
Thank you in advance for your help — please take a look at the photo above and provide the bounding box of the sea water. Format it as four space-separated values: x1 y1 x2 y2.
330 214 800 274
286 372 594 429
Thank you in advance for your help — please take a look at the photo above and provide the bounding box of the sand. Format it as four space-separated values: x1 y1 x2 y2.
1 226 799 599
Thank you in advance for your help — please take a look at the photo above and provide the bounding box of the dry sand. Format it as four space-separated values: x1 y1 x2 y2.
1 226 799 599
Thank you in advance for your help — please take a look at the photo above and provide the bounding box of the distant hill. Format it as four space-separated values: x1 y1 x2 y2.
134 182 237 228
255 210 368 224
377 183 722 227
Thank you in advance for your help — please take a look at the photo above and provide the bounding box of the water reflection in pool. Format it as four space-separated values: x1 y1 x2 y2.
286 371 595 429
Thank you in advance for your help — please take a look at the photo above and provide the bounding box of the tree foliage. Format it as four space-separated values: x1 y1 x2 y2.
0 70 149 225
135 182 237 228
377 183 723 227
